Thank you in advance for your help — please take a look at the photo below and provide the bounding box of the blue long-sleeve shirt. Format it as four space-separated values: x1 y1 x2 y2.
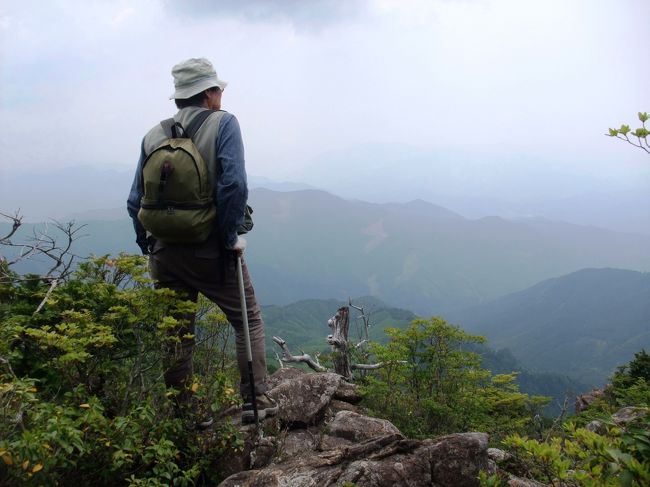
127 109 247 252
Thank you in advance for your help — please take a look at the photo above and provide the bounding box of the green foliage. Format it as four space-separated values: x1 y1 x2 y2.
487 352 650 486
607 111 650 156
0 255 242 485
361 317 548 440
501 415 650 487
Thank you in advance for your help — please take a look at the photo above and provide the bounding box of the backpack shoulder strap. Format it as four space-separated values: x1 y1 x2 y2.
185 109 217 139
160 118 176 138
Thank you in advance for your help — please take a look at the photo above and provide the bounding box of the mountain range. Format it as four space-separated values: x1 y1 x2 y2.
448 268 650 386
1 166 648 235
2 188 649 316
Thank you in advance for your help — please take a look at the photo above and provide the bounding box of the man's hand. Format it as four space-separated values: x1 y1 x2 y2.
228 236 247 256
138 235 156 255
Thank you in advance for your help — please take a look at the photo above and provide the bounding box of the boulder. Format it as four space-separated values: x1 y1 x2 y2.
219 432 490 487
334 379 363 403
585 420 606 434
327 410 403 443
276 429 319 461
326 398 360 417
267 371 342 427
611 406 647 426
508 476 548 487
428 432 490 487
487 447 511 463
575 388 604 414
265 367 306 389
217 370 491 487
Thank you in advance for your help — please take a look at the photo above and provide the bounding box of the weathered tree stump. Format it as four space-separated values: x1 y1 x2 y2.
327 307 352 380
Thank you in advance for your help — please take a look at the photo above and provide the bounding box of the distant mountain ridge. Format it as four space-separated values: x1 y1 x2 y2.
1 165 648 234
245 188 649 313
2 188 649 315
448 268 650 386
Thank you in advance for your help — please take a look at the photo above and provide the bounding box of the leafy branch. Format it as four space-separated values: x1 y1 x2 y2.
607 111 650 156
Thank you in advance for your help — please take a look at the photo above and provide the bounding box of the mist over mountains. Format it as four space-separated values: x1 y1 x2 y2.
1 166 648 235
3 186 649 316
246 189 649 314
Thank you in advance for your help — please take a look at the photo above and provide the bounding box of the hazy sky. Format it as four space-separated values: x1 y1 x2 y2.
1 0 649 202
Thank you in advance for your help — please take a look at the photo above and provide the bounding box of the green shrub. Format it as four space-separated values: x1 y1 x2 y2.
0 255 242 485
361 317 547 440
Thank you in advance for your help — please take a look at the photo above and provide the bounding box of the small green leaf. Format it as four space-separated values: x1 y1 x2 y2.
619 124 631 135
608 128 619 136
633 128 648 138
638 112 649 122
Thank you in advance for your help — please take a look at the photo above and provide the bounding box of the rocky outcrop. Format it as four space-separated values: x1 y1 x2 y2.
575 388 605 414
611 406 647 425
217 368 491 487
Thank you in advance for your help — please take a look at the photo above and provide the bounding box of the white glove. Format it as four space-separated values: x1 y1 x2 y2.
229 236 247 255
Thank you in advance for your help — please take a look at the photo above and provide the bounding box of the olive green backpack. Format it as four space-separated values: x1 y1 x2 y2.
138 110 253 244
137 110 219 244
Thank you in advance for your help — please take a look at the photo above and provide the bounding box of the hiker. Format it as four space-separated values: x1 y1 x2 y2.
126 57 277 426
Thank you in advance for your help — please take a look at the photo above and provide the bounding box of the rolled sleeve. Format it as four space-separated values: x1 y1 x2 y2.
215 114 248 248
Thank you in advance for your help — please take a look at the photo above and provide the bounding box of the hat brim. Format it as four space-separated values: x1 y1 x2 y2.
169 77 228 100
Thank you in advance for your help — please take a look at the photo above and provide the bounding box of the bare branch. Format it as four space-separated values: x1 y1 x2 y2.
352 363 385 370
272 336 327 372
0 211 23 242
33 278 59 314
0 216 87 282
274 352 285 369
545 395 570 443
351 361 407 370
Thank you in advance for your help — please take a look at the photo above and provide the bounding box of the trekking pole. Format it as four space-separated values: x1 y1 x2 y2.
236 255 259 426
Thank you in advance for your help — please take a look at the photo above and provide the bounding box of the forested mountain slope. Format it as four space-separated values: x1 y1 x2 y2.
449 268 650 385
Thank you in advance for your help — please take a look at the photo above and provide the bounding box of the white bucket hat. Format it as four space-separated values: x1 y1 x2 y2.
169 58 228 100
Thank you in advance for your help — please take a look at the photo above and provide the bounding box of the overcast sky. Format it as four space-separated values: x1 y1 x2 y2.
1 0 649 203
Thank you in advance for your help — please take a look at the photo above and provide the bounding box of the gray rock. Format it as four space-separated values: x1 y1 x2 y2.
319 433 354 451
575 388 605 414
219 432 490 487
327 410 403 443
251 436 278 469
429 432 490 487
612 406 647 426
334 380 363 403
585 420 606 434
277 428 319 461
326 398 360 418
487 447 511 463
266 367 306 389
508 475 548 486
218 371 491 487
267 372 342 427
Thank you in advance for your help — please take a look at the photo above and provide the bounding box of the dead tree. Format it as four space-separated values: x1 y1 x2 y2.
327 307 353 380
273 304 397 380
